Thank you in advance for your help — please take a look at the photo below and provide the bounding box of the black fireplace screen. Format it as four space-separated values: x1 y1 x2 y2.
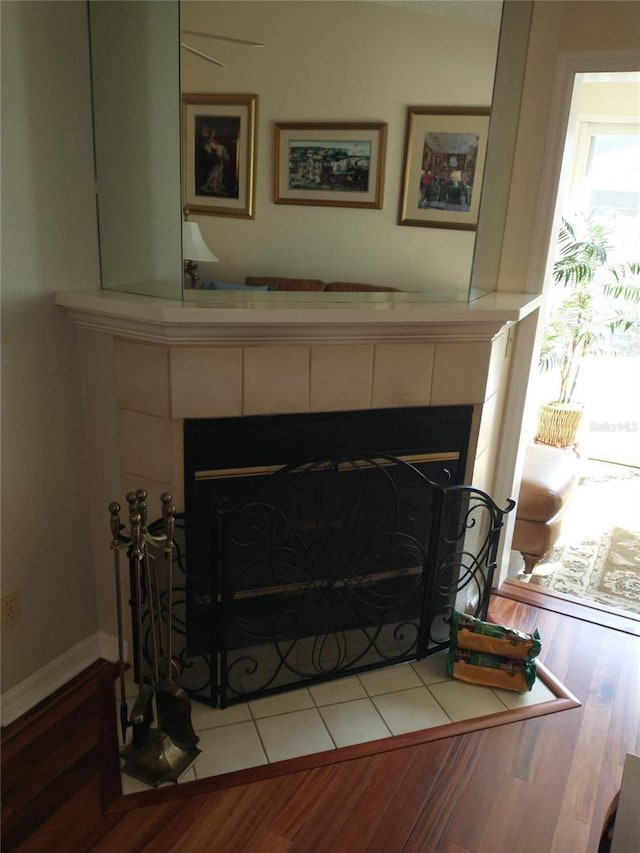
141 451 514 709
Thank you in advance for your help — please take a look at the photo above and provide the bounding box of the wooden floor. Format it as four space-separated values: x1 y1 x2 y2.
2 591 639 853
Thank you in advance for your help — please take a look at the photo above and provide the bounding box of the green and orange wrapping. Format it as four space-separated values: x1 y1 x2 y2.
446 646 537 693
450 610 541 661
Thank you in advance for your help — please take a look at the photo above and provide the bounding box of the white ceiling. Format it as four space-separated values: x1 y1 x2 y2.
374 0 503 29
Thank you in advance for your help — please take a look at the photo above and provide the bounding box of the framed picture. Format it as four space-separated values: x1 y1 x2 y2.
275 122 387 209
398 107 490 230
182 94 257 218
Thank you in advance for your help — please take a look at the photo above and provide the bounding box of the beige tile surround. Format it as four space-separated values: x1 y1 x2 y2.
114 330 513 512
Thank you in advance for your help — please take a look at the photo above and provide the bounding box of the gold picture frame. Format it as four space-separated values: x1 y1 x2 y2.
182 93 257 218
275 122 387 209
398 107 490 230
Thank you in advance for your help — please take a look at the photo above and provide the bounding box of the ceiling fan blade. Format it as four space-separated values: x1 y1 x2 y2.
180 43 227 68
181 29 264 47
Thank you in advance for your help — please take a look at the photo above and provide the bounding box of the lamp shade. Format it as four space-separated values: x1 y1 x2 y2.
182 221 219 263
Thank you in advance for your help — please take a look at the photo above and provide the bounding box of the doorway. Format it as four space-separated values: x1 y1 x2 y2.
510 70 640 618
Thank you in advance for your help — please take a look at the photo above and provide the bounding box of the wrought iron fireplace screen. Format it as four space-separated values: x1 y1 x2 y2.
139 452 514 709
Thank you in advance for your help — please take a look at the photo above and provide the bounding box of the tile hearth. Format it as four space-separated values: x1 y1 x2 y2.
117 651 557 796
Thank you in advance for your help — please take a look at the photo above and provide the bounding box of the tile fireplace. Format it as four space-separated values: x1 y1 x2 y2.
55 289 541 656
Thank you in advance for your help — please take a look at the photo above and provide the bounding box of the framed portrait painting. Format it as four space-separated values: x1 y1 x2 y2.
398 107 490 230
275 122 387 209
182 93 257 218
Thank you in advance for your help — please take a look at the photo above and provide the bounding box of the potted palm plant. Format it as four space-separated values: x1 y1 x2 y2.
536 215 640 447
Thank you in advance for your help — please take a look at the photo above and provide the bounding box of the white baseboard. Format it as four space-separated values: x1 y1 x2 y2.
98 631 118 664
1 633 103 726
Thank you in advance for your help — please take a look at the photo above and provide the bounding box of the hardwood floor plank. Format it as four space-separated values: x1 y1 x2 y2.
442 722 524 850
4 716 101 813
12 773 118 853
5 754 97 849
517 703 564 780
475 773 532 853
230 776 308 852
0 661 116 761
262 765 342 842
320 747 418 853
1 661 116 849
286 756 385 851
584 760 624 853
539 611 593 686
558 635 623 825
501 718 579 852
402 732 493 852
158 787 263 853
243 830 293 852
172 775 302 852
90 799 182 852
355 739 454 852
551 813 592 853
605 634 640 765
489 597 546 637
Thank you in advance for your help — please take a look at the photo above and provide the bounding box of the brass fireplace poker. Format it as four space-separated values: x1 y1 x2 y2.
108 491 200 788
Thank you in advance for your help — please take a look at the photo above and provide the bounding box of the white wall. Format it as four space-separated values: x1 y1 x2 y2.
498 0 640 296
180 1 501 300
0 1 101 694
491 0 640 577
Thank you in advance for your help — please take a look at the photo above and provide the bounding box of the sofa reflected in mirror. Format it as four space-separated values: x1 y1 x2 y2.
200 276 401 294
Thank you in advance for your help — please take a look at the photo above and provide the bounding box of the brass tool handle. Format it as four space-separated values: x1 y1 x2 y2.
109 502 121 547
136 489 148 529
161 492 173 534
130 511 144 559
126 492 138 535
165 504 175 548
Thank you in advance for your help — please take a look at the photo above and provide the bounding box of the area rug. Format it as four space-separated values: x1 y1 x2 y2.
527 461 640 616
529 527 640 616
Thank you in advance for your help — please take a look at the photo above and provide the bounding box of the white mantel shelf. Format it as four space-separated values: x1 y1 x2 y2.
55 289 542 345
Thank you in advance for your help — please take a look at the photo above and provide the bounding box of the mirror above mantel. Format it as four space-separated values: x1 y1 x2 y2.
89 0 532 305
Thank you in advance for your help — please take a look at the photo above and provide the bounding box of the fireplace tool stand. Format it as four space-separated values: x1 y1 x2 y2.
108 491 200 788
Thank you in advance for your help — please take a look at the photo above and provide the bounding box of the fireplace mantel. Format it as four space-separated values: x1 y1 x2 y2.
55 289 541 344
62 287 539 653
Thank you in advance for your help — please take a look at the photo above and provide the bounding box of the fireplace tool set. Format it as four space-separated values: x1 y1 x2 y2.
108 491 200 787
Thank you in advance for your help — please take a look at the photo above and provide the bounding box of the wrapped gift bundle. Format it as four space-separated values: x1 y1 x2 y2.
451 611 541 661
447 611 541 693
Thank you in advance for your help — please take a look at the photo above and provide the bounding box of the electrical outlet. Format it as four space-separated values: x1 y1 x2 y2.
1 589 21 630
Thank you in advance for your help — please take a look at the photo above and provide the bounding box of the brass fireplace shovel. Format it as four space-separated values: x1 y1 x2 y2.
155 495 199 749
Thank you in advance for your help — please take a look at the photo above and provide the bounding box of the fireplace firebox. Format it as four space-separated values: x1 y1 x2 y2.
136 408 514 708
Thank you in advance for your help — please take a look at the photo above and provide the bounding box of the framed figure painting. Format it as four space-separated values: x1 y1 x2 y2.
182 93 257 218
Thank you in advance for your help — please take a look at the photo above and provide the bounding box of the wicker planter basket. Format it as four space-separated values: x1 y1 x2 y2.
535 402 584 448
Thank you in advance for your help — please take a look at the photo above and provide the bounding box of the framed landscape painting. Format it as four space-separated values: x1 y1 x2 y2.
398 107 490 230
275 122 387 209
182 93 257 218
